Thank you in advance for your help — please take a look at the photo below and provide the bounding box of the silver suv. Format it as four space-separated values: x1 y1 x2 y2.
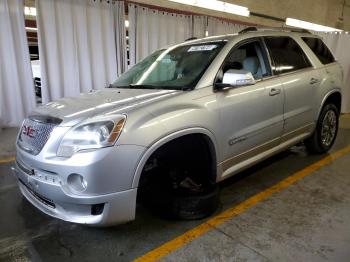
13 28 343 226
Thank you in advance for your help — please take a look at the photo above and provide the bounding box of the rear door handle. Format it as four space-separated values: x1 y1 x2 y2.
269 88 281 96
310 78 320 85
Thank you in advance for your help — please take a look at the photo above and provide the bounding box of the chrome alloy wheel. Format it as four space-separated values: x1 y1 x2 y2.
321 110 337 147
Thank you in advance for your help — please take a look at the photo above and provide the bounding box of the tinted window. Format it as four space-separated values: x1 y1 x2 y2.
265 37 312 75
217 40 272 82
302 37 335 64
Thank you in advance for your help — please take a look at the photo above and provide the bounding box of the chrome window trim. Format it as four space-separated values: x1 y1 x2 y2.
273 66 319 78
249 66 318 83
323 62 339 68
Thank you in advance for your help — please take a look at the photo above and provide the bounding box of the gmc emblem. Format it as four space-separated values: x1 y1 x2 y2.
22 125 36 138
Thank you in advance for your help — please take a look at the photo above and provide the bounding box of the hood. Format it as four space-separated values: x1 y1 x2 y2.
32 88 180 126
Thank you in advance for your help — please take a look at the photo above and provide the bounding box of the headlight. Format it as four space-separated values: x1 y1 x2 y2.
57 115 126 157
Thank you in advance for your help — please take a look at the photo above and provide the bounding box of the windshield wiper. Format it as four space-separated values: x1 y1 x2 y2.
181 86 192 91
109 84 188 91
109 84 158 89
129 84 158 89
129 84 192 91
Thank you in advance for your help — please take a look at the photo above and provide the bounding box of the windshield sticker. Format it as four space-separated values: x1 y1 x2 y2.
188 45 218 52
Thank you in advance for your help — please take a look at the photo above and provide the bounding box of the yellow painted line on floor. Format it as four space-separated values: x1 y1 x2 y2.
134 144 350 262
0 157 15 164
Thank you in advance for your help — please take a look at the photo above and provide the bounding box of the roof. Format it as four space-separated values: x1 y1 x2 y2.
182 27 318 45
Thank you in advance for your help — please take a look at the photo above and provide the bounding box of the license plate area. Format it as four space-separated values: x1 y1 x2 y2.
16 159 61 186
19 179 56 209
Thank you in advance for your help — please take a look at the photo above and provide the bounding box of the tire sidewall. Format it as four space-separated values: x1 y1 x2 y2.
315 103 339 152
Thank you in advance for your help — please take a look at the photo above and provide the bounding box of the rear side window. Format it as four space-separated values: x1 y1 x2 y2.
302 37 335 65
264 37 312 75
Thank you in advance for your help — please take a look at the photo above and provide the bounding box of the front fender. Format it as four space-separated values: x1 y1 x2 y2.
131 127 221 188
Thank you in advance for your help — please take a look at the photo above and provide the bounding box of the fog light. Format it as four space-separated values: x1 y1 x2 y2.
91 203 105 215
67 173 87 192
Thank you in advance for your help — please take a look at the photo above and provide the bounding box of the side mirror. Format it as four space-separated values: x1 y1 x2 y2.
214 69 256 91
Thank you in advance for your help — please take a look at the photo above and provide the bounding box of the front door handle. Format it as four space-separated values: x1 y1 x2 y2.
310 78 320 85
269 88 281 96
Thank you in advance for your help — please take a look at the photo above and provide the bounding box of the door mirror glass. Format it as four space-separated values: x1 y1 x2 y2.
221 69 256 88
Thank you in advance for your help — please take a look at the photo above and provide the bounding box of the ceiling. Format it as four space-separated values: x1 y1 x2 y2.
24 0 37 48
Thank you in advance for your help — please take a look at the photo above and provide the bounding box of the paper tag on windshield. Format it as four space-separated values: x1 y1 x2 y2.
188 45 217 52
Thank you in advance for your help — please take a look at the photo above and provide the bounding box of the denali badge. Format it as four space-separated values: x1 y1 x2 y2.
22 125 36 138
228 136 247 146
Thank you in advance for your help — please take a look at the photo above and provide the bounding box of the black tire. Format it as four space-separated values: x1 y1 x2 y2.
305 103 339 154
146 183 220 220
139 135 219 220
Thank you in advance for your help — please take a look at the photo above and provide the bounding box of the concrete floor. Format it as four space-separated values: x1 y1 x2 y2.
0 117 350 262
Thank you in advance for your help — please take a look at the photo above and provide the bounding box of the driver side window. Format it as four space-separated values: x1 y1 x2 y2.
218 39 272 83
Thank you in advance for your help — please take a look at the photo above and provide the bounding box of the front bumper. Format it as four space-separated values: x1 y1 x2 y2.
13 145 146 226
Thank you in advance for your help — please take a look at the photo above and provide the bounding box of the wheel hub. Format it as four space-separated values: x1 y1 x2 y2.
321 110 337 147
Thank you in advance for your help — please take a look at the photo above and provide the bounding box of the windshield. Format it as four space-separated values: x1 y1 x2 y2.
112 41 227 90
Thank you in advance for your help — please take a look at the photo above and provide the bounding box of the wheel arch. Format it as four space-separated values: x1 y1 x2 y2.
132 128 219 188
317 89 342 120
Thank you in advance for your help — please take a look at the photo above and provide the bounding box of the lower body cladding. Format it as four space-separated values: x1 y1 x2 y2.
12 145 146 226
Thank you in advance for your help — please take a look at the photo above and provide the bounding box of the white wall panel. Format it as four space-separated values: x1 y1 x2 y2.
207 17 246 36
128 4 192 65
36 0 127 103
321 33 350 113
0 0 36 127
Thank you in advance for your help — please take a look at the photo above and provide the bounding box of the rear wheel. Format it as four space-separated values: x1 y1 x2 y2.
305 103 339 154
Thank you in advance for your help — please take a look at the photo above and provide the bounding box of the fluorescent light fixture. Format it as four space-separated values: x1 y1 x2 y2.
24 6 36 16
125 20 129 28
286 18 342 32
25 27 38 32
168 0 250 17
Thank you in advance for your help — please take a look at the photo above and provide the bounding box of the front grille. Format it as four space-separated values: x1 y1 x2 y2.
19 179 56 209
17 117 60 155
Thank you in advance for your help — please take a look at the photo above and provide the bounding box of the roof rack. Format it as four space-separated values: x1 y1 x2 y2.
239 27 258 34
185 37 198 41
238 26 312 34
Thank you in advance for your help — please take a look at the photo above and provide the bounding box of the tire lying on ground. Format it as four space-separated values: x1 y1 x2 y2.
145 181 220 220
